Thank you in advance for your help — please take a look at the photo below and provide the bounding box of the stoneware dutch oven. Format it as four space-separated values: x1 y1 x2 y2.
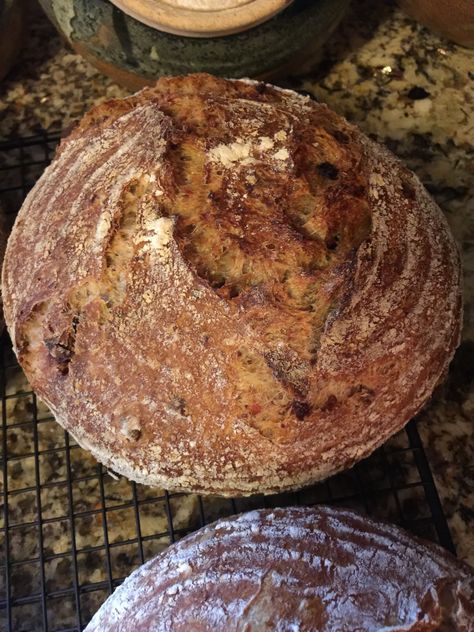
38 0 349 88
0 0 25 81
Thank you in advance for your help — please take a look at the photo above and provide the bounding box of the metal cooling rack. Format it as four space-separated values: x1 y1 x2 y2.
0 132 456 632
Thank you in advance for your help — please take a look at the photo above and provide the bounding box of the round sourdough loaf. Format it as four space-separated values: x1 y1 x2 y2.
84 506 474 631
2 74 461 495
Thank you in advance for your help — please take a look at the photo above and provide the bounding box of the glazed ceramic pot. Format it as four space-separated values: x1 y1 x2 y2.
38 0 350 89
111 0 295 36
0 0 25 81
399 0 474 48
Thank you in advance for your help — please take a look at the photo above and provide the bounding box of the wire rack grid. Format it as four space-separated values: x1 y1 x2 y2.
0 132 456 632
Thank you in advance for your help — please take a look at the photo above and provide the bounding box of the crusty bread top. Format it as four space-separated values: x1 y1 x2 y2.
2 74 461 495
84 506 474 631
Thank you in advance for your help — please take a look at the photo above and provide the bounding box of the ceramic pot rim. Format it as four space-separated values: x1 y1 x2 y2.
109 0 294 37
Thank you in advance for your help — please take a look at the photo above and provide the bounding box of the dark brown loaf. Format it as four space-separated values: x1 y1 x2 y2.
84 506 474 631
2 74 462 495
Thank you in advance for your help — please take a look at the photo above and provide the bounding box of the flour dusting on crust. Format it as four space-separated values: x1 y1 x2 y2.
84 507 474 631
2 74 462 496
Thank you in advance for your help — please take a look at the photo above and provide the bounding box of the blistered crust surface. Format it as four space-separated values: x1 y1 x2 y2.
2 74 461 495
84 506 474 631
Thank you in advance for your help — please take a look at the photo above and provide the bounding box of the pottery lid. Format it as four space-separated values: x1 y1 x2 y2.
109 0 294 37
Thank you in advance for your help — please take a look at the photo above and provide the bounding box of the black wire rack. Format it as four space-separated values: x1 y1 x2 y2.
0 132 456 632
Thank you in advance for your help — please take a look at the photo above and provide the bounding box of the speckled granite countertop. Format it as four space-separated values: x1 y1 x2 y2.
0 1 473 630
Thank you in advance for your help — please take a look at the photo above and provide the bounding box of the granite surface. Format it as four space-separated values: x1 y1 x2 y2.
0 1 473 630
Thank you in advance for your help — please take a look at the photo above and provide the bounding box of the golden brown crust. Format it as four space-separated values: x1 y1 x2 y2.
84 506 474 631
2 74 462 495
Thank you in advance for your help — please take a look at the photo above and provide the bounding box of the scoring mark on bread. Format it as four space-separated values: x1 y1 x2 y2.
143 94 376 431
13 102 173 382
159 117 372 383
41 177 148 375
